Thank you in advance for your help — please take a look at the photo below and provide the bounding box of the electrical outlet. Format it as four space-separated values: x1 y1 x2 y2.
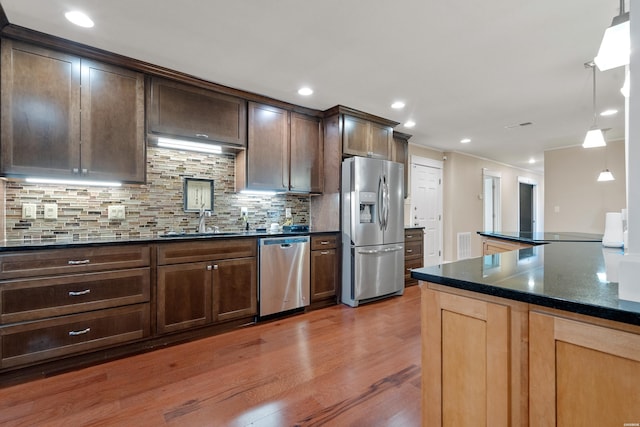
108 205 126 220
44 203 58 220
241 207 248 218
285 208 292 218
22 203 37 220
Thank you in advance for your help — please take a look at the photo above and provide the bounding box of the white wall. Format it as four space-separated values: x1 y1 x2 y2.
544 140 626 233
442 151 543 261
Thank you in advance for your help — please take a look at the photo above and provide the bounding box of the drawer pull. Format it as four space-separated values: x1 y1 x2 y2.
69 289 91 297
320 251 330 255
406 235 413 238
68 328 91 336
320 241 330 245
407 249 413 253
68 259 90 265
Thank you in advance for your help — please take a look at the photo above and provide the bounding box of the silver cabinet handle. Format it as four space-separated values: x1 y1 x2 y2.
407 249 413 253
207 265 218 271
72 168 79 174
213 265 218 270
320 241 330 245
68 259 90 265
69 328 91 336
69 289 91 296
320 251 330 255
406 235 413 239
196 133 209 139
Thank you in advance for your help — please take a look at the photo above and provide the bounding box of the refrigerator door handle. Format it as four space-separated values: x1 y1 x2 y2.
382 246 403 253
358 248 381 254
377 175 383 230
383 175 390 230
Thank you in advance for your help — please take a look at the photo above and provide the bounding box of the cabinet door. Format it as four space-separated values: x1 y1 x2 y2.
148 78 246 147
530 311 640 426
342 115 370 157
290 112 323 193
81 60 145 183
422 287 512 426
157 262 212 334
392 133 409 198
246 102 289 191
311 248 338 302
213 257 257 322
0 39 80 177
369 121 392 159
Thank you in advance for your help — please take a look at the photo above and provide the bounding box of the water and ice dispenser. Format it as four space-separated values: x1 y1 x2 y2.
358 192 377 224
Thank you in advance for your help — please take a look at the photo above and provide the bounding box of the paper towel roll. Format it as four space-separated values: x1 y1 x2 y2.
602 212 624 248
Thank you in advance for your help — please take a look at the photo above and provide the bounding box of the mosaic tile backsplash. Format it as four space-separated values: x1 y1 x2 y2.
4 146 310 241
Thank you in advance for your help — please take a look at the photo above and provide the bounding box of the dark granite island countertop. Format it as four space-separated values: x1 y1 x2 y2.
411 241 640 326
478 231 603 244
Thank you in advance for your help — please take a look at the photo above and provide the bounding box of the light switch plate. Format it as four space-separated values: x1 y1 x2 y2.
108 205 125 220
44 203 58 220
285 208 292 218
22 203 37 220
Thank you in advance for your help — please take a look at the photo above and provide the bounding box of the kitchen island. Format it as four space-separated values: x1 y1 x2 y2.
411 241 640 426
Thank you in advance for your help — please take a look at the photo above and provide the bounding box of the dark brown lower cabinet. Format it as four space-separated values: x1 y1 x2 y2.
214 258 257 322
310 234 339 304
156 262 213 334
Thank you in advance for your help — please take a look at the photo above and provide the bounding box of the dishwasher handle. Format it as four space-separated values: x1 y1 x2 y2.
280 243 292 248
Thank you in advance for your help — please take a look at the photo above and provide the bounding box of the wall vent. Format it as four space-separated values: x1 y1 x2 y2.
457 232 471 260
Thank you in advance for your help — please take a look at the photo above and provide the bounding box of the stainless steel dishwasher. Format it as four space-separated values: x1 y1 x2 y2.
259 235 310 317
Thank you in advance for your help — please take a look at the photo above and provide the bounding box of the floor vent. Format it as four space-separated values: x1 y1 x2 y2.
457 232 471 260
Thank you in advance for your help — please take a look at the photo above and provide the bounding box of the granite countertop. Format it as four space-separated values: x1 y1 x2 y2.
0 229 340 252
478 231 603 244
411 241 640 326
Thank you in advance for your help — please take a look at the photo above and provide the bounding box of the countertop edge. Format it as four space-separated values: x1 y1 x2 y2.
412 269 640 327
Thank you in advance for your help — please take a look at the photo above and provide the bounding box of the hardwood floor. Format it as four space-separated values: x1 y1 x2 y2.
0 286 421 426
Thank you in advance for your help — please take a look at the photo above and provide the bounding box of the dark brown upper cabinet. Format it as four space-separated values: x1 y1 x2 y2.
392 131 411 199
0 39 145 183
148 77 247 148
343 114 393 160
290 112 323 193
237 102 323 193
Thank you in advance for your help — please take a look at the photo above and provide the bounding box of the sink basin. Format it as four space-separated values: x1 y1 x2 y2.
160 231 240 238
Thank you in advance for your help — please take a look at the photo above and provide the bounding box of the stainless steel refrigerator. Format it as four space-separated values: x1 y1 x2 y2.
342 156 404 307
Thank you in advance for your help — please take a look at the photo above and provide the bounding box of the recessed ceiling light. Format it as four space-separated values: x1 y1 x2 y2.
297 87 313 96
529 158 536 164
404 120 416 128
65 11 94 28
460 138 471 144
600 109 618 116
391 101 405 109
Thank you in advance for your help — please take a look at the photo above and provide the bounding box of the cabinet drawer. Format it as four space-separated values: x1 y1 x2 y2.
404 229 423 242
405 240 423 259
0 245 150 280
311 234 338 250
1 268 150 324
405 258 424 285
157 238 256 265
0 304 150 368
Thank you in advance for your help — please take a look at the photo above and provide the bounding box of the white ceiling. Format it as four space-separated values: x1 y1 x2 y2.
1 0 628 172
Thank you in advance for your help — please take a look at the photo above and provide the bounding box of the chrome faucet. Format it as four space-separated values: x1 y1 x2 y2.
198 205 207 233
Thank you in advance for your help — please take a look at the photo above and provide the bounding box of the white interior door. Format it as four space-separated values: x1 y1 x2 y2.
410 157 443 267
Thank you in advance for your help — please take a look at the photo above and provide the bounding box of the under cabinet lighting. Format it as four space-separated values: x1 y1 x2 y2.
239 190 277 196
157 137 222 154
25 177 122 187
65 11 94 28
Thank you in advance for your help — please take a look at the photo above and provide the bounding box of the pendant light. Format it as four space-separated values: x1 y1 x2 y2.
583 62 606 148
597 139 615 182
594 0 630 71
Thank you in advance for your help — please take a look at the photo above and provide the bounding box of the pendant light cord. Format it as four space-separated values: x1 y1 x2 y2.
587 61 598 127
